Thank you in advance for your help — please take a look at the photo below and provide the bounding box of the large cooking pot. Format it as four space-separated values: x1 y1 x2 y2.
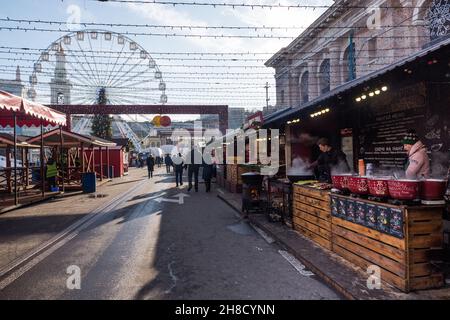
420 179 448 201
387 179 420 200
287 175 315 183
241 172 263 185
347 176 369 195
331 174 352 190
367 176 391 197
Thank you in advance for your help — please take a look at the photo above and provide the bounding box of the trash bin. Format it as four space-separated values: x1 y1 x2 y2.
82 172 96 193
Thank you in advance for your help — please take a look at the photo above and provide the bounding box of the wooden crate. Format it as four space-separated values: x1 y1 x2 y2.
331 195 444 292
293 185 332 250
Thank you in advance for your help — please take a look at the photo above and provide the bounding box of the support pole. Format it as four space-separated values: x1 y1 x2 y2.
40 120 45 197
60 126 64 193
106 146 110 179
100 146 103 181
81 143 85 173
13 113 18 206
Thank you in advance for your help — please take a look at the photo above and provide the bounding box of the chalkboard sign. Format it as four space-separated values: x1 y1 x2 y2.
377 206 390 233
355 201 366 225
389 208 404 239
346 200 356 222
357 82 450 173
366 203 378 229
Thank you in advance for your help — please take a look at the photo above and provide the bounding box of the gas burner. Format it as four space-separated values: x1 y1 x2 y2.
422 199 446 205
368 196 388 203
388 199 422 206
349 193 368 199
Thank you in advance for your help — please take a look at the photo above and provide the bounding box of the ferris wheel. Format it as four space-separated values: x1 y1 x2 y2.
27 29 167 106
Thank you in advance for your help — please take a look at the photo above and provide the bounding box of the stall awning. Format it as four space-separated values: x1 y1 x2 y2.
0 91 67 127
26 128 117 148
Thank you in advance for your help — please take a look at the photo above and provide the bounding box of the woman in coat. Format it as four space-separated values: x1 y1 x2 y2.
402 130 430 179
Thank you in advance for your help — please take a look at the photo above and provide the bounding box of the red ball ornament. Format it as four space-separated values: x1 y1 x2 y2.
160 115 171 127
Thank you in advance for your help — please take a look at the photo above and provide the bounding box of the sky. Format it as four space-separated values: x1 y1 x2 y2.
0 0 332 121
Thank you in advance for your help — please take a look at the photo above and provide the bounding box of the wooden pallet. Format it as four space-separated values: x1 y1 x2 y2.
331 195 444 292
407 206 444 290
293 185 332 250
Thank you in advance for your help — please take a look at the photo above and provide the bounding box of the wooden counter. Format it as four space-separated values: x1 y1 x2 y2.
293 185 332 250
330 194 444 292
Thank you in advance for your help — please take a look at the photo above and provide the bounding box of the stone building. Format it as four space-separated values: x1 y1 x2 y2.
266 0 449 109
0 66 24 97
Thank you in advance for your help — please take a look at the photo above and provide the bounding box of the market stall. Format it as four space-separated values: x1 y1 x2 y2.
261 39 450 292
26 129 117 190
0 90 66 211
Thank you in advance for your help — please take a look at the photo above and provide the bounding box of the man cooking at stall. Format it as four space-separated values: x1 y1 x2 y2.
402 129 430 179
308 137 350 183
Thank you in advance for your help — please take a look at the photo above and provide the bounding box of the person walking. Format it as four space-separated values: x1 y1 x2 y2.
164 154 172 173
173 153 184 187
186 147 202 192
146 154 155 178
202 162 213 192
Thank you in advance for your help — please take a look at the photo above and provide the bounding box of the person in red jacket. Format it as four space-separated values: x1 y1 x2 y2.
402 130 430 179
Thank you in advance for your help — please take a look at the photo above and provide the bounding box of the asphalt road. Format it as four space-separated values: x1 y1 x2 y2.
0 168 340 300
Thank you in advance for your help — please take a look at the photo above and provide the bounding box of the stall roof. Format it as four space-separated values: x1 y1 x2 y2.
264 38 450 126
0 91 67 127
0 133 40 148
26 129 117 148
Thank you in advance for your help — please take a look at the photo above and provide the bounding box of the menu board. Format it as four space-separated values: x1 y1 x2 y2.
357 82 450 173
331 195 405 239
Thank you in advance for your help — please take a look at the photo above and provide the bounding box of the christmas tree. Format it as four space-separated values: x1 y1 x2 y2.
91 87 112 139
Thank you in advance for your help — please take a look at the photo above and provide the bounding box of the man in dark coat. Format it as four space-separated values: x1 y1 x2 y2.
173 153 184 187
185 147 202 192
164 154 172 173
146 154 155 178
309 137 350 183
202 162 213 192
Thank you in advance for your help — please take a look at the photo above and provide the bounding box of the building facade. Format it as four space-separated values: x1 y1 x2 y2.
0 66 24 97
50 47 72 105
266 0 448 109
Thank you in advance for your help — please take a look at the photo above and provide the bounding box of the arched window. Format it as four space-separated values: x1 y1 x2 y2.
342 43 356 82
300 71 309 103
319 59 330 94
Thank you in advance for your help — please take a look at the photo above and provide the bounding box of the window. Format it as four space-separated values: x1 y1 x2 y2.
319 59 330 94
343 44 356 82
300 71 309 103
368 38 377 61
280 90 285 104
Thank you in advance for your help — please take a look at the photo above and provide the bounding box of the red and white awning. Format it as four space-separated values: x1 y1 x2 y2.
0 90 67 127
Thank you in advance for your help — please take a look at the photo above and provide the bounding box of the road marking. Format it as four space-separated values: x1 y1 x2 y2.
0 179 148 290
164 261 178 294
251 224 275 244
154 193 189 204
278 250 314 277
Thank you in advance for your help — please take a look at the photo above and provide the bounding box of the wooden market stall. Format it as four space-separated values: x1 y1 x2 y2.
26 129 117 191
261 39 450 292
0 90 67 212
